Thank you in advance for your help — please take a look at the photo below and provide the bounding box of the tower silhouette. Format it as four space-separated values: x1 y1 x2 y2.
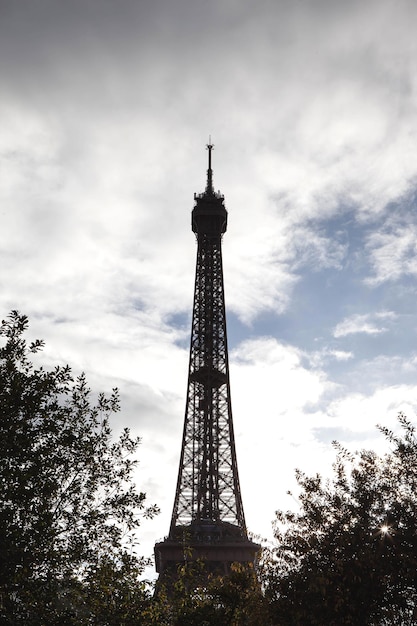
154 144 259 579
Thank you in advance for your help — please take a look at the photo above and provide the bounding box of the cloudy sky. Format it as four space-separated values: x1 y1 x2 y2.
2 0 417 576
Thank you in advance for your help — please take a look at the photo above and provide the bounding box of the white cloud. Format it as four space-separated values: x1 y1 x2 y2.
333 312 397 338
328 350 354 361
321 385 417 435
309 349 355 367
365 221 417 285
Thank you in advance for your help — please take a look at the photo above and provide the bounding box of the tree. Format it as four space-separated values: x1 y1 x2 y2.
148 561 270 625
263 414 417 625
0 311 158 624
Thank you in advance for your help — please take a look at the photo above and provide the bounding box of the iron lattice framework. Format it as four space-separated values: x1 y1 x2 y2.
170 200 245 532
155 144 259 578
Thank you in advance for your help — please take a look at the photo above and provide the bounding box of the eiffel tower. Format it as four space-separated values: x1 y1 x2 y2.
154 144 259 580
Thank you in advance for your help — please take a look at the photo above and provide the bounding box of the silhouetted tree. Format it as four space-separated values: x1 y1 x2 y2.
148 561 269 625
0 311 158 624
263 414 417 625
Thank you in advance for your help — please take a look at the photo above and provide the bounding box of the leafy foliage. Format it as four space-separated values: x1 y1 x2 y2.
264 414 417 625
0 311 158 624
148 561 269 625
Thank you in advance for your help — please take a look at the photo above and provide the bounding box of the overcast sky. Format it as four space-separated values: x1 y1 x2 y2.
2 0 417 577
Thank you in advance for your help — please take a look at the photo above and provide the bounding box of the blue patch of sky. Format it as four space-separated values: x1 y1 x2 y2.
226 311 253 350
166 311 191 349
227 202 417 390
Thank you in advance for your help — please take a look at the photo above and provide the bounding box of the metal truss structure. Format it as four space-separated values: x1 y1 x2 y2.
155 145 259 578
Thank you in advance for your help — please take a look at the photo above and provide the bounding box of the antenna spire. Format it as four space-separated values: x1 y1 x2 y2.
205 137 214 194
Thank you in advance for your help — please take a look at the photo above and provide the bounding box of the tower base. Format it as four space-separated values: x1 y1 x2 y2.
154 520 260 580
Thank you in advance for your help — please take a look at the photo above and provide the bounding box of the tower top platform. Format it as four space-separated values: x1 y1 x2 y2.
192 142 227 236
